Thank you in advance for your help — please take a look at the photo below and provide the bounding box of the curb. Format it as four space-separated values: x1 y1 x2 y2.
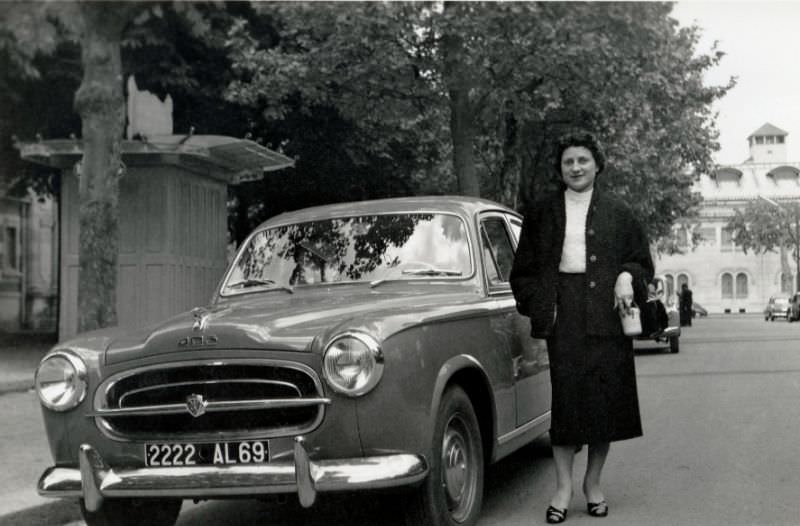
0 379 34 396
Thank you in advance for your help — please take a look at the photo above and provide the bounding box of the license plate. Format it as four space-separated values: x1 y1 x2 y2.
144 441 269 467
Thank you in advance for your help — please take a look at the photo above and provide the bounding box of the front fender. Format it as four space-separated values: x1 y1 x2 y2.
427 354 495 444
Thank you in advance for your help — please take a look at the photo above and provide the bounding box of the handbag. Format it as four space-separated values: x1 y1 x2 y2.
619 277 669 337
619 302 642 336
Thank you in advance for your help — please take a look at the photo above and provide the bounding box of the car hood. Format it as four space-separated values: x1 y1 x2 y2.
103 285 484 365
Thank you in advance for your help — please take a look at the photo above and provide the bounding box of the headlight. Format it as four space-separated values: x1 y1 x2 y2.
35 350 88 411
322 332 384 396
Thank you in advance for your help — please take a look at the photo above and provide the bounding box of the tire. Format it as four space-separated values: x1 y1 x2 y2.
669 336 679 354
80 498 182 526
405 386 484 526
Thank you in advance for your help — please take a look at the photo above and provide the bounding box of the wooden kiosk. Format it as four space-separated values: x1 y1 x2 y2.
18 135 293 340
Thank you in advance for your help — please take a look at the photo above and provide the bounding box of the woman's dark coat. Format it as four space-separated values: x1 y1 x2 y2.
510 188 654 444
510 189 654 338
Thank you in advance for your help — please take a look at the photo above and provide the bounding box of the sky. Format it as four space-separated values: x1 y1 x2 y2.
671 1 800 166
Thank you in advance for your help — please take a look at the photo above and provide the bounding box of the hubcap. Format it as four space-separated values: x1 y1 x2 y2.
441 413 476 522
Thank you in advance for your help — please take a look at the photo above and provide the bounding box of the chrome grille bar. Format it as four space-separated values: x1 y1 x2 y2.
94 358 328 441
118 378 302 407
88 397 331 417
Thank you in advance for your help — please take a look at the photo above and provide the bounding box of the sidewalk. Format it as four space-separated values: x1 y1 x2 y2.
0 331 56 394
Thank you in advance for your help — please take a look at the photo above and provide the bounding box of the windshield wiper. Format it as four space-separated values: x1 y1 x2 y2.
370 268 463 289
226 279 294 294
400 268 463 277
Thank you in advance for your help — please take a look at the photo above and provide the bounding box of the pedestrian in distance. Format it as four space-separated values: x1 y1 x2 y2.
510 130 654 524
679 283 693 326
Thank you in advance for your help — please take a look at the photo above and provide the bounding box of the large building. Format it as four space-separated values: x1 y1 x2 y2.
0 186 58 332
656 123 800 314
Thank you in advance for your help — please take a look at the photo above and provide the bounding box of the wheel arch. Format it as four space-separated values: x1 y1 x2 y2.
428 355 496 466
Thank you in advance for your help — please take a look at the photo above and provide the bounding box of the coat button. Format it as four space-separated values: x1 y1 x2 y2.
588 228 595 236
589 254 597 262
589 281 596 288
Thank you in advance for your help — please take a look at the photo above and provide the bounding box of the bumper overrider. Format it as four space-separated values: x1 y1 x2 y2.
38 437 428 512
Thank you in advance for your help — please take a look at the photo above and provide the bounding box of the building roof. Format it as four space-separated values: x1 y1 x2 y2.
696 162 800 202
748 123 788 139
15 135 294 184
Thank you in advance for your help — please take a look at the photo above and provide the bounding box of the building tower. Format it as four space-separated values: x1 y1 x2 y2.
746 123 788 163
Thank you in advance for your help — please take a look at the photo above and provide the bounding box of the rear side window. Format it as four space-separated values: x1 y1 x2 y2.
480 217 515 283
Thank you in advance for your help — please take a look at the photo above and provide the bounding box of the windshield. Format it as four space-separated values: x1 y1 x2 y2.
222 213 472 294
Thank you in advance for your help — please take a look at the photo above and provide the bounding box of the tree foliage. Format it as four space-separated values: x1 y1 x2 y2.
223 1 732 243
727 199 800 287
0 1 737 333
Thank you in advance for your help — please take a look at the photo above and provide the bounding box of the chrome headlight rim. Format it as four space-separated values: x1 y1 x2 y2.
35 350 88 412
322 331 384 397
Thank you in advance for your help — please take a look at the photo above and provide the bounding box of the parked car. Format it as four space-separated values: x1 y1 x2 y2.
788 293 800 322
632 275 681 353
764 295 791 321
692 302 708 318
34 196 553 526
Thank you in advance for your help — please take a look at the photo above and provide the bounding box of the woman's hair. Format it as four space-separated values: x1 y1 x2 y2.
554 130 606 175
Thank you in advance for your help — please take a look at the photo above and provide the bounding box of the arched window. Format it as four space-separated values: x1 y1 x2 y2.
665 274 675 300
721 273 733 299
677 274 689 289
736 273 749 298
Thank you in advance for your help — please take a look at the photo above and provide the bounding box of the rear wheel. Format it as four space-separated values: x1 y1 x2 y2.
669 336 679 354
80 498 182 526
405 386 484 526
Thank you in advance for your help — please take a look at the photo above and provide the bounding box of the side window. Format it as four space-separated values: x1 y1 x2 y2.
481 217 515 284
507 215 522 245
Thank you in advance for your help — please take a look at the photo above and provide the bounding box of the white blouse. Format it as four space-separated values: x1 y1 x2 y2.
559 188 593 273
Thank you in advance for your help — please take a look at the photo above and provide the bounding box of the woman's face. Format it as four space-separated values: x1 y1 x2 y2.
560 146 598 193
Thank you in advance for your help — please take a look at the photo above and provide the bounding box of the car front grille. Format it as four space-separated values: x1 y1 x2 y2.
93 359 329 441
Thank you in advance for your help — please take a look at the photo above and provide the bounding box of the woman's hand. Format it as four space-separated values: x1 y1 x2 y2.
614 271 634 311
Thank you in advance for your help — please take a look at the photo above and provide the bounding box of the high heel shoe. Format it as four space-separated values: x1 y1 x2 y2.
546 505 568 524
587 500 608 517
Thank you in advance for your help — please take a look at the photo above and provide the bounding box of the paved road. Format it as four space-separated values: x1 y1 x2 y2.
3 316 800 525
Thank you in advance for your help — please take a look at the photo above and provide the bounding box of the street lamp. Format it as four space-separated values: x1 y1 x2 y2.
757 194 800 293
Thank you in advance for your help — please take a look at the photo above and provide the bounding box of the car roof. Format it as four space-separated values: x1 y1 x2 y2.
257 195 519 229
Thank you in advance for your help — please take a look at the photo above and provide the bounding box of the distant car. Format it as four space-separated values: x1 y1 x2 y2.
764 295 791 321
692 302 708 318
633 275 681 353
34 196 553 526
788 293 800 322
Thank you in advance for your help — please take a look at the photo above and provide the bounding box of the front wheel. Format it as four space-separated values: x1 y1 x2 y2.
80 498 182 526
405 386 484 526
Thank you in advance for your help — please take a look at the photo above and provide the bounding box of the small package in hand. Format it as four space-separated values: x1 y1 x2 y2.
619 304 642 336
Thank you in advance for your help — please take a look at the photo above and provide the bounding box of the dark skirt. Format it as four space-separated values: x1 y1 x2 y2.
546 273 643 445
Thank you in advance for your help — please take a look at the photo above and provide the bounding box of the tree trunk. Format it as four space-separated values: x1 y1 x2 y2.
442 5 480 197
74 3 133 332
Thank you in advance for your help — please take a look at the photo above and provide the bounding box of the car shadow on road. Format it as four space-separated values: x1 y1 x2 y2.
0 500 81 526
175 435 554 526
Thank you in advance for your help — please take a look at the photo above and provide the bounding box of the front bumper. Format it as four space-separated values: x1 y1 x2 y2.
38 437 428 512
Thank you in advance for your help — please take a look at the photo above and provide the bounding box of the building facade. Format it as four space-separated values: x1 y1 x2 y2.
0 187 58 332
656 123 800 314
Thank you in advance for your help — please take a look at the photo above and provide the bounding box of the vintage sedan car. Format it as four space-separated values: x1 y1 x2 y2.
35 196 552 526
764 295 791 321
632 275 681 353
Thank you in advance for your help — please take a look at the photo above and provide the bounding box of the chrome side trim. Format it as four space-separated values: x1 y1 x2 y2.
38 440 428 511
88 397 331 418
497 411 551 446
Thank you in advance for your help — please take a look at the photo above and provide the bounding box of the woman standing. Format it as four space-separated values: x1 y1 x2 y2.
510 131 653 523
